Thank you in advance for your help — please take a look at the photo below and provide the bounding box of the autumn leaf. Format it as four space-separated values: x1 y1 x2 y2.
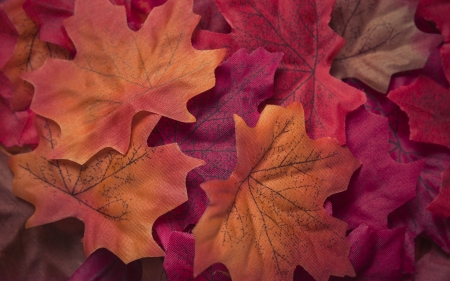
163 232 230 281
25 0 226 164
0 150 86 280
9 112 204 263
329 0 442 93
152 48 282 247
330 106 424 230
363 83 450 272
193 103 359 281
0 0 70 111
0 72 37 148
388 75 450 149
293 224 406 281
194 0 366 144
0 8 17 69
69 248 142 281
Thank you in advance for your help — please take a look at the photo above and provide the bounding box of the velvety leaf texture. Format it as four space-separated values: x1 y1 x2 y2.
193 103 359 281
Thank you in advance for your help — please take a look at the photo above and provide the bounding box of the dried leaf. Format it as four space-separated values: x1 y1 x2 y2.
388 75 450 149
152 48 282 247
193 103 359 281
330 0 442 93
0 0 70 111
9 112 203 263
331 106 424 230
25 0 226 164
194 0 366 144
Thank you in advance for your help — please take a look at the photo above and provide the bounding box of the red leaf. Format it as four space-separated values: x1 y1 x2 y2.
388 75 450 149
427 166 450 217
153 48 282 247
0 9 17 69
415 242 450 281
363 82 450 272
194 0 366 144
69 248 142 281
331 106 424 230
23 0 75 52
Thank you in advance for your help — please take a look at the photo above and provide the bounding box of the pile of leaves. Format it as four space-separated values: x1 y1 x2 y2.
1 0 450 280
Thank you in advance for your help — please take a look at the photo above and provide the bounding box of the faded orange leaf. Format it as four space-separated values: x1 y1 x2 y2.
0 0 70 111
193 103 360 281
9 112 204 263
330 0 442 93
24 0 226 164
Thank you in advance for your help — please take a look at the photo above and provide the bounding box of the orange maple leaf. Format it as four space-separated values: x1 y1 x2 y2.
24 0 226 165
8 112 204 263
0 0 70 111
193 103 360 281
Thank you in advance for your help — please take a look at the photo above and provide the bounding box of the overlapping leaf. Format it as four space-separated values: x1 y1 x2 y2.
388 75 450 149
1 0 70 111
9 112 203 263
194 0 366 144
363 83 450 272
163 232 230 281
193 103 359 281
330 0 441 93
25 0 226 164
152 48 282 247
330 105 424 230
0 150 86 280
